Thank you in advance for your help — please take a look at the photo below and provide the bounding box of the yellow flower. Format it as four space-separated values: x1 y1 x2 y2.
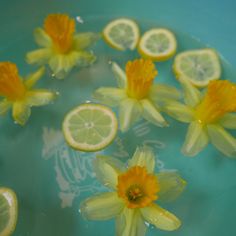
164 78 236 157
26 13 100 79
93 58 180 132
0 62 57 125
80 147 186 236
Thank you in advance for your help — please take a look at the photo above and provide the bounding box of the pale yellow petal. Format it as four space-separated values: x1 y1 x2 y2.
24 67 45 89
140 204 181 231
128 146 155 173
163 100 194 123
26 90 57 106
0 99 11 115
111 62 126 88
94 155 125 189
218 113 236 129
26 48 52 65
182 121 209 157
149 84 181 103
208 124 236 158
141 99 168 127
49 54 67 76
119 98 142 132
76 51 96 67
157 171 187 202
80 192 124 220
12 102 31 126
179 77 201 107
93 87 127 106
116 208 146 236
73 32 100 50
34 28 52 47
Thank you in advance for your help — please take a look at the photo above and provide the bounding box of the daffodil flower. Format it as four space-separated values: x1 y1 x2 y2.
80 146 186 236
0 62 57 125
26 14 100 79
164 77 236 157
93 59 180 132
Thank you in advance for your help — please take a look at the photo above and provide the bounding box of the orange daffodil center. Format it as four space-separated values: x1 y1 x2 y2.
0 62 26 101
44 14 75 54
126 59 158 99
195 80 236 124
117 166 159 208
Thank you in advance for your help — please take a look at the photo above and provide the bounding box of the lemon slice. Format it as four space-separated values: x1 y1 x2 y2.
62 103 118 152
138 28 177 61
0 188 18 236
173 49 221 87
103 18 140 51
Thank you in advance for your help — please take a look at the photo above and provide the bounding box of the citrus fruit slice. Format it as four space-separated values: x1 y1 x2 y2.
138 28 177 61
62 103 118 152
0 188 18 236
103 18 140 51
173 49 221 87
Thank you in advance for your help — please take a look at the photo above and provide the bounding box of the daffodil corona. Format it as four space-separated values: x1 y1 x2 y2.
164 78 236 157
26 14 100 79
0 62 57 125
94 58 180 132
80 146 186 236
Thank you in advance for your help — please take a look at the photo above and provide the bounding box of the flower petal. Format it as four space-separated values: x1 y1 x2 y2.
93 155 125 189
80 192 124 220
149 84 180 103
24 67 45 89
182 121 209 157
26 48 52 65
49 54 68 76
141 99 168 127
111 62 126 88
12 102 31 126
73 32 100 50
128 146 155 173
116 208 146 236
140 204 181 231
157 171 187 202
218 113 236 129
163 100 194 123
178 77 201 107
34 28 52 47
207 124 236 158
0 99 11 115
119 98 142 132
75 51 97 67
26 90 57 106
93 87 127 106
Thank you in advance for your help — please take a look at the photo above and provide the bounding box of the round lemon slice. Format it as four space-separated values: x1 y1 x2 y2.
103 18 140 51
62 103 118 152
173 49 221 87
0 188 18 236
138 28 177 61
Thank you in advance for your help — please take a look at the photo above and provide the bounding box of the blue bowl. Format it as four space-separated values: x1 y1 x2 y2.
0 0 236 235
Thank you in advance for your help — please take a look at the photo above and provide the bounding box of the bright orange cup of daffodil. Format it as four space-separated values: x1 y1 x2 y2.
0 62 56 125
80 146 186 236
93 58 180 132
164 77 236 157
26 14 100 79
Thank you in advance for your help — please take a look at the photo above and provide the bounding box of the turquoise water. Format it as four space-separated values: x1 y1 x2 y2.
0 16 236 236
